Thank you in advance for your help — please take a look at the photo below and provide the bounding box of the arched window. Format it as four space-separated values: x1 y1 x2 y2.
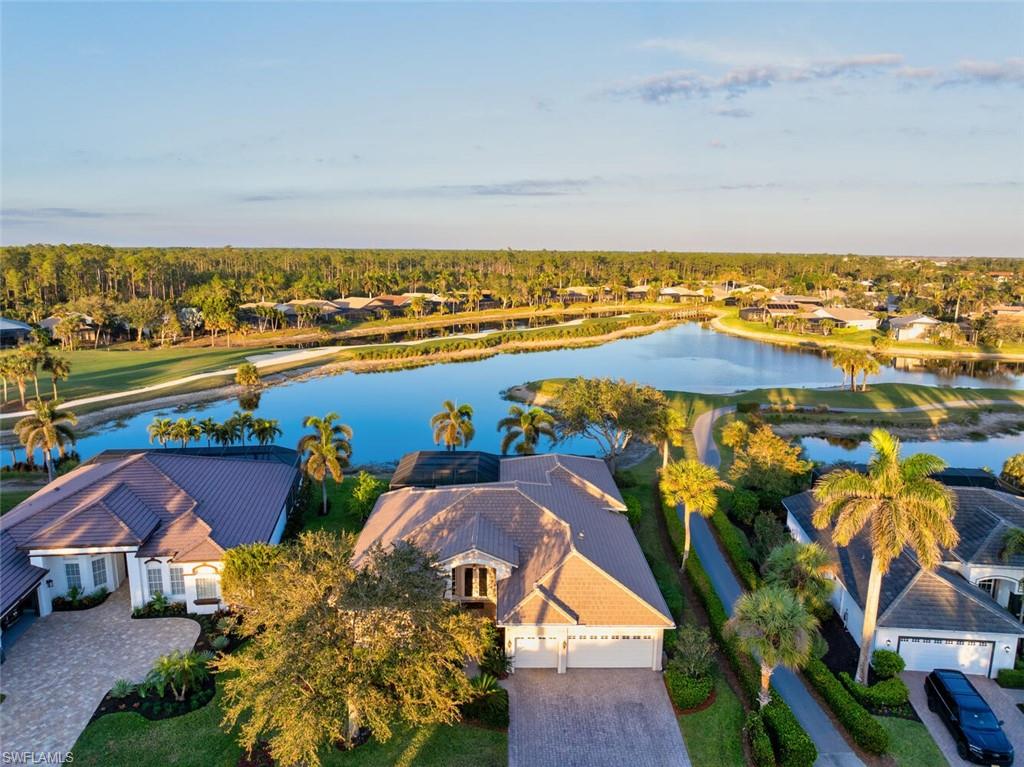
977 578 997 597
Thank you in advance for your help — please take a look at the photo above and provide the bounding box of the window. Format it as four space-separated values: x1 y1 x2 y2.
978 578 996 597
91 558 108 589
147 566 164 597
464 568 474 597
477 568 488 598
65 562 82 591
195 576 220 601
169 567 185 596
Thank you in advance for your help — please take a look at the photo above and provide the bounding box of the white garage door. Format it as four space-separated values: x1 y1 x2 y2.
514 637 559 668
897 636 994 677
568 632 654 669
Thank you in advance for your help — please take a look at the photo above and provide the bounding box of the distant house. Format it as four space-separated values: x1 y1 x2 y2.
39 312 98 345
784 485 1024 678
0 317 32 347
272 299 343 325
770 294 825 309
991 305 1024 321
364 295 413 314
888 313 940 341
357 453 674 672
0 447 300 651
739 302 800 322
800 307 879 331
659 286 710 303
626 285 654 300
989 271 1014 283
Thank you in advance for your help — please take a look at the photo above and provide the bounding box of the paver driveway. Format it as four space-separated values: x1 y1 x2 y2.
0 585 199 759
505 669 690 767
905 670 1024 766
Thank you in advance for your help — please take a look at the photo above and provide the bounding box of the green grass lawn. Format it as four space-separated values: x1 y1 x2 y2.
4 346 271 407
874 716 949 767
0 489 33 515
300 476 371 536
71 679 506 767
676 678 747 767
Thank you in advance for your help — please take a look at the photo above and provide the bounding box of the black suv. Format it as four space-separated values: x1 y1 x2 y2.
925 669 1014 765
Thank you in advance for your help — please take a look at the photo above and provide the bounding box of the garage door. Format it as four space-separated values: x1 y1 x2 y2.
568 633 654 669
897 636 994 677
514 637 559 668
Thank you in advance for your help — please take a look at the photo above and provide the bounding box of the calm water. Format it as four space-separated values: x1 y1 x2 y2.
12 323 1024 468
800 434 1023 472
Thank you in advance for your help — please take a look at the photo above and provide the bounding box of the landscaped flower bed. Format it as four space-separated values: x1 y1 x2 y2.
51 587 109 612
89 666 217 722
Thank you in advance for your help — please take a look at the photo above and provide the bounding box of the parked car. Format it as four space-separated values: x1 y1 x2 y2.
925 668 1014 765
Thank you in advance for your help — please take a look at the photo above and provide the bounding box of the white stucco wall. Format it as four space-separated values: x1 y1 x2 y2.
134 556 224 614
30 550 129 615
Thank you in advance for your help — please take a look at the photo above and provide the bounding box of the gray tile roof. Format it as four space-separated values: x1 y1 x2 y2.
0 531 47 617
355 454 672 628
783 488 1024 636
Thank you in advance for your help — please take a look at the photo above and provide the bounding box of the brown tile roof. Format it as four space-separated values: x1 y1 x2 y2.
354 454 673 628
0 531 47 617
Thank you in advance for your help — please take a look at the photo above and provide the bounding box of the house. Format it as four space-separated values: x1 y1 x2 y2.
355 453 674 672
272 299 343 325
0 317 32 347
888 313 940 341
784 486 1024 677
0 447 300 651
659 286 710 303
800 307 879 331
364 294 413 314
770 294 825 309
39 312 98 345
990 305 1024 321
739 302 800 322
626 285 655 300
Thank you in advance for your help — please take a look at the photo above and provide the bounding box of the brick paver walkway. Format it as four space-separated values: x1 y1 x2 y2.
506 669 690 767
0 585 199 759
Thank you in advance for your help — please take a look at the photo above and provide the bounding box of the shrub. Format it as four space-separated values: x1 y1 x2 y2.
348 471 388 521
460 680 509 728
669 625 715 679
110 679 135 699
805 659 889 754
997 668 1024 689
624 495 643 527
235 362 260 387
479 636 511 678
736 401 761 414
729 488 760 525
711 510 758 589
211 635 230 652
839 672 909 710
762 695 818 767
752 513 789 561
870 649 905 680
745 711 777 767
665 669 714 710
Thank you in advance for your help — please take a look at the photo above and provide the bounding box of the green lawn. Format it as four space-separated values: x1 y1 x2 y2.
71 679 505 767
300 476 372 536
3 346 270 408
874 716 949 767
1 489 34 515
676 678 747 767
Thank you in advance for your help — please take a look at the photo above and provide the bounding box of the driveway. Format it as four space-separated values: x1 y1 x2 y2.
905 670 1024 766
0 585 199 759
505 668 690 767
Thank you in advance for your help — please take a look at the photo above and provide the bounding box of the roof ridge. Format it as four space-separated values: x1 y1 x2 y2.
876 568 924 624
927 567 1024 633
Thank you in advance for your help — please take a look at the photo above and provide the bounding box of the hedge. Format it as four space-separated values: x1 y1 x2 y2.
805 659 889 754
665 670 715 710
710 509 759 589
839 672 909 710
870 649 905 680
762 694 818 767
997 668 1024 689
744 711 776 767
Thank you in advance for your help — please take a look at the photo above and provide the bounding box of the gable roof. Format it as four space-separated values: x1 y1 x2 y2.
783 489 1024 636
355 453 672 628
889 313 939 328
0 531 47 618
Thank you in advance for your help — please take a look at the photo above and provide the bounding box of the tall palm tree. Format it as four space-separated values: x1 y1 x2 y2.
231 410 255 446
7 354 33 407
297 412 353 516
761 541 836 616
147 418 174 448
19 345 46 400
650 406 687 469
169 417 201 448
727 585 818 707
859 354 881 392
42 354 71 400
431 400 475 451
251 418 283 446
0 355 13 404
14 399 77 482
812 429 957 683
220 415 244 446
660 459 730 566
198 417 219 447
497 405 556 455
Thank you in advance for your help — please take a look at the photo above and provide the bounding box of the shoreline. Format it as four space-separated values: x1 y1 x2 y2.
710 316 1024 362
769 410 1024 443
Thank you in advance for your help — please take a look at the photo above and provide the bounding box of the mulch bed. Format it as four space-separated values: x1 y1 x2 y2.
89 673 216 722
52 590 111 612
819 610 860 678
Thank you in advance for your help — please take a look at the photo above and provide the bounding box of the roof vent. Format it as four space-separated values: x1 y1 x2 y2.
578 530 585 539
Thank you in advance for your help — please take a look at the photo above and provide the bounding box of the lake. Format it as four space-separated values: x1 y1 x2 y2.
12 322 1024 468
799 433 1023 472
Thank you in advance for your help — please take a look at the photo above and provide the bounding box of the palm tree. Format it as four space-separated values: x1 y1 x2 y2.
0 355 13 404
19 345 46 400
762 541 836 616
42 354 71 400
660 459 730 566
14 399 77 482
830 349 861 391
220 415 244 445
198 417 219 447
169 417 201 448
147 418 174 448
812 429 957 683
650 406 687 469
231 410 255 445
431 400 475 451
859 354 881 392
727 585 818 707
1001 528 1024 562
147 650 214 702
251 418 283 446
497 405 556 455
297 412 353 516
7 354 33 407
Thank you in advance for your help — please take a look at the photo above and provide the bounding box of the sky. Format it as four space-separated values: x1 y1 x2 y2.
2 2 1022 256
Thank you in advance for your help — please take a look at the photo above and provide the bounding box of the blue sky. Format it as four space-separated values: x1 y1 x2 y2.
2 2 1022 256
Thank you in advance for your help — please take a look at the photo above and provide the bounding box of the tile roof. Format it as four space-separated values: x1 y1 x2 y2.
783 488 1024 636
889 313 939 328
355 454 672 629
0 531 47 617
